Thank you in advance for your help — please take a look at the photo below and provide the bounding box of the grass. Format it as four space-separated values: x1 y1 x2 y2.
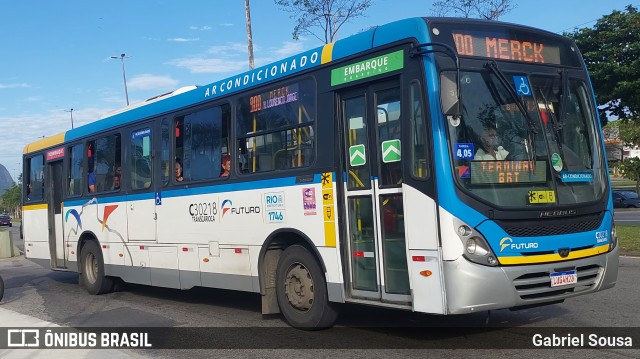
617 225 640 256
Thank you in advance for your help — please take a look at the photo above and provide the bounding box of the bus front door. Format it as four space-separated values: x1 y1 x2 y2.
46 159 66 268
339 82 411 304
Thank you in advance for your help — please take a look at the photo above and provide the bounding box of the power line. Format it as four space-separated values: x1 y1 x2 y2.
555 2 640 34
557 18 600 34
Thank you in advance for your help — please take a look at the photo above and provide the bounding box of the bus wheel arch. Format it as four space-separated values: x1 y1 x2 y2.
258 229 337 329
258 229 327 313
77 233 113 295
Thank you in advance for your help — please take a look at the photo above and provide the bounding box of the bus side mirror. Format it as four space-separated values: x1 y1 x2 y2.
440 72 461 118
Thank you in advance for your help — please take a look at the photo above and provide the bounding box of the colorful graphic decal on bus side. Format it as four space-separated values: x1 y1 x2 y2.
302 187 317 216
65 209 82 228
64 198 119 232
101 205 118 231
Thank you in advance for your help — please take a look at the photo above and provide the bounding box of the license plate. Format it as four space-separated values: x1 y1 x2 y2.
550 270 577 287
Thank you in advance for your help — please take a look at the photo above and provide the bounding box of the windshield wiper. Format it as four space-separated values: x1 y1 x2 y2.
537 88 565 159
484 61 538 167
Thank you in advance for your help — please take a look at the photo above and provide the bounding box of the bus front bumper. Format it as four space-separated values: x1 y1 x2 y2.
442 245 619 314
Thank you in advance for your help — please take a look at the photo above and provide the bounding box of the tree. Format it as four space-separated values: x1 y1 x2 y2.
431 0 515 20
617 119 640 146
620 157 640 193
0 184 21 217
567 5 640 126
274 0 374 44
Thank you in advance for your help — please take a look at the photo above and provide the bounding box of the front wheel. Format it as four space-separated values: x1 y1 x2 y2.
276 245 337 330
80 240 113 295
0 275 4 302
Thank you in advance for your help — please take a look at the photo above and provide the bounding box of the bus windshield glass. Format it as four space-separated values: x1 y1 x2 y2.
445 68 606 208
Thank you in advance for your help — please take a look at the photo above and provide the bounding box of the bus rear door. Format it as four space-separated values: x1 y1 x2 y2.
46 157 66 268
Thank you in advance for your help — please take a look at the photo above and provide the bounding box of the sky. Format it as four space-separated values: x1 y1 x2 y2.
0 0 637 183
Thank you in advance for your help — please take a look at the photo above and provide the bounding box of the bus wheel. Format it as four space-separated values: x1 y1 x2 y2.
276 245 337 330
80 241 113 295
0 275 4 302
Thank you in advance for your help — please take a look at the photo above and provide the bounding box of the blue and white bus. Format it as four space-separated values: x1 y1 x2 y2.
22 17 618 329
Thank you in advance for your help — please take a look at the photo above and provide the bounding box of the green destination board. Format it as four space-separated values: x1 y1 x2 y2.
331 50 404 86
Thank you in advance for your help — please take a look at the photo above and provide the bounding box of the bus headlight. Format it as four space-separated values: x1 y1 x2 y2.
454 221 499 267
466 237 488 256
609 223 618 252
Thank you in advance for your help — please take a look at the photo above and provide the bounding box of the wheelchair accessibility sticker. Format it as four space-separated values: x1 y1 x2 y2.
513 76 531 96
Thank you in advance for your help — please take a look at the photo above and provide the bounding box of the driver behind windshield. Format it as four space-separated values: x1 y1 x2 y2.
474 127 509 160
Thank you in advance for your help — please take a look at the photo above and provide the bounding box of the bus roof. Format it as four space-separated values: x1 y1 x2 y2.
23 132 66 155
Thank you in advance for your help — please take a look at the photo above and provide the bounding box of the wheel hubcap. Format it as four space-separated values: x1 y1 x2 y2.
284 263 314 311
84 252 98 284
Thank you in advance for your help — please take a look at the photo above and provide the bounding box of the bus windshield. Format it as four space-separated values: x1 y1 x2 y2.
445 67 607 208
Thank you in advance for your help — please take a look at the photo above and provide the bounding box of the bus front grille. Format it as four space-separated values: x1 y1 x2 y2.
512 264 601 300
499 213 603 237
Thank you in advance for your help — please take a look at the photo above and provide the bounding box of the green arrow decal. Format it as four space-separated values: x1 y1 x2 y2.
349 144 366 166
381 139 401 163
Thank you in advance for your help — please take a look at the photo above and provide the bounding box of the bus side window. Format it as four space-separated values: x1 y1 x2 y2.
25 154 45 202
161 118 170 186
236 79 316 174
91 134 121 193
174 104 230 182
68 144 83 196
410 82 429 179
130 128 152 190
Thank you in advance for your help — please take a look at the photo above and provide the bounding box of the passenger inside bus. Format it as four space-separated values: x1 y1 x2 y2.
112 173 121 190
220 154 231 177
87 142 96 192
175 158 184 182
474 127 509 160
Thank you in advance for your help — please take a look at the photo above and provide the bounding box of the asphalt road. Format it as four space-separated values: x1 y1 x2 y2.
614 208 640 226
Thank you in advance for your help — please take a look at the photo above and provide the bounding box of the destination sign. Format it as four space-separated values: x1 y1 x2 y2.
46 147 65 162
249 83 299 113
471 160 547 185
452 32 562 64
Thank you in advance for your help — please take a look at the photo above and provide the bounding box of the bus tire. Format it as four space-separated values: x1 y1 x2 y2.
0 275 4 302
80 241 113 295
276 245 337 330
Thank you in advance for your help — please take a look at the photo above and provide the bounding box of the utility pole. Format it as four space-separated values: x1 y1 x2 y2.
245 0 255 70
111 53 131 105
64 108 75 129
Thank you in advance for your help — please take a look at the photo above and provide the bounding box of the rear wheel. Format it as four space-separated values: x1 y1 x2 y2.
80 240 113 295
276 245 337 330
0 275 4 301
